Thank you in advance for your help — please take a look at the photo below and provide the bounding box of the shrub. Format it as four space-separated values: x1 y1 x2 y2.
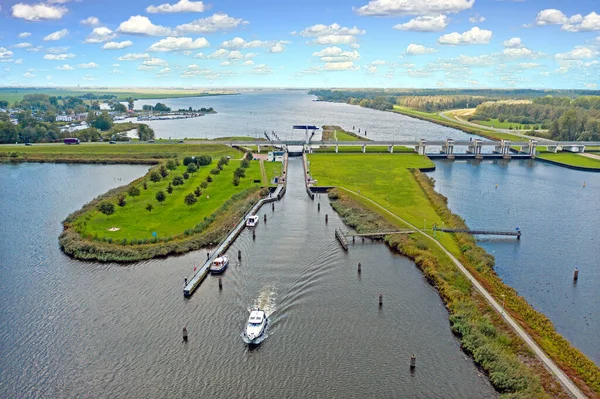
128 185 140 200
117 194 126 207
143 181 148 190
206 175 213 182
98 201 115 217
233 176 240 186
245 152 252 161
241 159 250 168
166 159 179 170
172 175 184 186
183 172 190 180
195 154 212 166
200 181 208 189
210 168 220 175
218 156 229 166
183 156 194 166
159 165 168 178
149 171 161 183
194 187 202 197
187 163 198 174
184 193 197 206
234 167 246 178
167 183 173 194
156 190 166 203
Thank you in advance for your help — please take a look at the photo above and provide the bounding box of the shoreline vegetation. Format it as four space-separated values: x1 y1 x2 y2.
308 153 599 398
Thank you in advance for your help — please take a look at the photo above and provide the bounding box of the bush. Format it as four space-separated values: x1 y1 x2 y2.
187 163 198 174
183 156 194 166
245 152 252 161
143 181 148 190
167 183 173 194
195 154 212 166
206 175 213 182
200 181 208 189
156 190 166 203
218 156 229 166
117 194 126 207
233 176 240 186
184 193 197 206
234 167 246 178
166 159 179 170
159 165 168 178
194 187 202 197
241 159 250 168
146 203 153 212
172 175 184 186
183 172 190 180
210 168 220 175
149 171 161 183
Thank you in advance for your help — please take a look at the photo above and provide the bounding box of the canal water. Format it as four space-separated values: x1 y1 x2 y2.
428 159 600 365
0 160 496 398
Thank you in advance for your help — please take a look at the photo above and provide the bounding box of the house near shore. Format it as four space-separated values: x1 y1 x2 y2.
268 151 285 162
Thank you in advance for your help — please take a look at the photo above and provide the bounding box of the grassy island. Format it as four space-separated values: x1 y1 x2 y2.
308 153 600 399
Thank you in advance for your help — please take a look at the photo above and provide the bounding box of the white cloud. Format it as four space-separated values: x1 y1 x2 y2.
85 27 117 43
269 42 285 53
103 41 133 50
227 50 243 59
220 61 231 66
221 37 249 49
47 46 69 54
81 16 100 26
312 46 360 62
26 46 44 52
175 13 248 34
502 47 541 58
12 3 67 21
15 59 23 64
243 60 254 66
310 35 359 45
207 49 229 59
117 53 150 61
56 64 74 70
365 65 378 74
148 37 210 51
503 37 522 48
563 12 600 32
147 0 206 13
456 54 494 66
117 16 173 36
43 53 75 60
371 60 386 65
156 67 171 77
23 72 35 78
518 62 541 69
0 48 14 60
535 9 567 26
300 23 365 37
469 15 485 23
394 15 448 32
78 62 98 68
585 83 598 89
245 52 258 59
555 46 598 60
112 63 120 67
251 64 273 74
354 0 474 16
324 61 358 71
44 29 69 41
438 27 492 45
13 42 32 48
110 69 122 74
406 43 438 55
18 32 31 38
142 57 168 66
137 65 156 71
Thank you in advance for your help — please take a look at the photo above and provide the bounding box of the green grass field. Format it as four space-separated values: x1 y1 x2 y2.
471 118 535 130
312 145 414 153
537 152 600 169
307 153 460 250
77 159 262 241
263 161 283 185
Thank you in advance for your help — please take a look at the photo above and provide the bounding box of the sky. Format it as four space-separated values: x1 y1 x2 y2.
0 0 599 89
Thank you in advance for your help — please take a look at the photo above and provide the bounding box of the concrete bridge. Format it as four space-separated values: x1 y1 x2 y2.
218 138 600 158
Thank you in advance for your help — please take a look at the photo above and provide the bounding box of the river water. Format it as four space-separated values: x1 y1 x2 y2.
0 160 495 398
428 159 600 365
127 90 480 142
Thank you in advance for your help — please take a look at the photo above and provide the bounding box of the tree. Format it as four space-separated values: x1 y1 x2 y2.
149 171 161 183
167 183 173 194
200 181 208 189
183 172 190 179
156 190 166 204
117 194 126 207
206 175 212 182
218 156 229 167
184 193 197 206
0 100 9 109
128 185 140 200
183 156 194 166
195 154 212 166
241 159 250 168
233 176 240 186
234 167 246 178
166 159 178 170
210 168 220 175
126 97 135 111
194 187 202 197
159 165 168 178
143 181 148 190
91 111 113 131
154 103 171 112
187 163 198 174
98 201 115 217
172 175 184 186
146 203 153 212
138 124 155 141
111 102 127 113
245 152 253 161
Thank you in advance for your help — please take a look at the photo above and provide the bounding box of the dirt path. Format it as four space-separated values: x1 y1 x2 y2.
580 153 600 161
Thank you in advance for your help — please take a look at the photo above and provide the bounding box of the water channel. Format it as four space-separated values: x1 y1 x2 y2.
0 160 496 398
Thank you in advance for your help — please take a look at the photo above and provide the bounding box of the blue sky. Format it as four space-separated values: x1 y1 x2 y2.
0 0 599 89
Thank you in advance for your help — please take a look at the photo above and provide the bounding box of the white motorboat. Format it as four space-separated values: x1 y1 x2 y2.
209 254 229 274
246 215 259 227
243 308 268 344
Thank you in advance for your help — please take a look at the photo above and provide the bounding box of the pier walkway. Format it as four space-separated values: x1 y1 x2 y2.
434 228 521 239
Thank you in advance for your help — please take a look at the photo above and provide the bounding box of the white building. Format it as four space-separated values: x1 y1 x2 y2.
56 115 73 122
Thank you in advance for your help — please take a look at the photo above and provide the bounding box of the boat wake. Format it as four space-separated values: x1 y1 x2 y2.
241 285 277 345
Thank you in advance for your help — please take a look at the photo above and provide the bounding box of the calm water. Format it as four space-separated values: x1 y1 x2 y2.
127 90 481 143
0 160 496 398
428 159 600 364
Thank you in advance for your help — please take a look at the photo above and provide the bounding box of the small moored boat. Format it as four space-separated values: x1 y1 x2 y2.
243 308 268 344
209 254 229 274
246 215 259 227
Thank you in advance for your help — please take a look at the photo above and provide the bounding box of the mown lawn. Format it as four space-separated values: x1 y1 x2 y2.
78 159 263 240
537 152 600 169
471 118 535 130
307 153 460 252
263 160 283 185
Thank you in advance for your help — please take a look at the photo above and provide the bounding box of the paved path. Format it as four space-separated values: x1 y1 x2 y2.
340 187 587 399
581 153 600 161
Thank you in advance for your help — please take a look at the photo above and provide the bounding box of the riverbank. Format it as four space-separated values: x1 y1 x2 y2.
309 153 600 398
536 152 600 171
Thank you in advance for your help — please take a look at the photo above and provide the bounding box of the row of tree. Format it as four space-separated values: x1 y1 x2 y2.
473 100 600 140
